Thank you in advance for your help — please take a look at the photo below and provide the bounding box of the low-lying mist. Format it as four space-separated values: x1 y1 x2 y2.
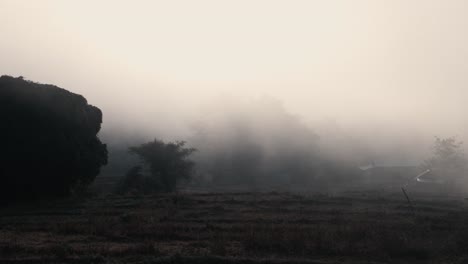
100 95 460 191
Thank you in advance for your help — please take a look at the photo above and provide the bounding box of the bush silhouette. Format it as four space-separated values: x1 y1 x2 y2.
125 139 196 193
0 76 107 201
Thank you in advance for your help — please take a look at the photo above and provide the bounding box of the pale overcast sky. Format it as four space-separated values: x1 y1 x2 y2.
1 0 468 148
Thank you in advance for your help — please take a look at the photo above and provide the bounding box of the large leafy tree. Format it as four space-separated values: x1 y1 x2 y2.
0 76 107 201
128 139 196 192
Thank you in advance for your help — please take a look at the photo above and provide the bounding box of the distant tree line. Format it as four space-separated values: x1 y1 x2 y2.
114 98 362 194
188 97 361 191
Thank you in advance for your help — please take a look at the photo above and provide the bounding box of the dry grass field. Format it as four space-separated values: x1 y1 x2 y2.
1 187 468 264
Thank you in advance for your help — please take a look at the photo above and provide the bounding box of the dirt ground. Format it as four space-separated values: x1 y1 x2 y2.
1 190 468 263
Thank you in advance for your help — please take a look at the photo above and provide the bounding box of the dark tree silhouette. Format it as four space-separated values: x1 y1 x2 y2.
127 139 196 192
0 76 107 201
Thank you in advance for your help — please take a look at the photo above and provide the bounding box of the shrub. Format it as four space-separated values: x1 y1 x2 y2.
123 139 196 193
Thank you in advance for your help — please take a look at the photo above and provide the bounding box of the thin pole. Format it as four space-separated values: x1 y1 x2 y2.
401 187 415 214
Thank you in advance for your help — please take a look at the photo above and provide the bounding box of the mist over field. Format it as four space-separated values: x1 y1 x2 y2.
3 1 468 175
2 0 468 185
4 1 468 263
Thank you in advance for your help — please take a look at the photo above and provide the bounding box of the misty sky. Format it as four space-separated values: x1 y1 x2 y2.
1 1 468 163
